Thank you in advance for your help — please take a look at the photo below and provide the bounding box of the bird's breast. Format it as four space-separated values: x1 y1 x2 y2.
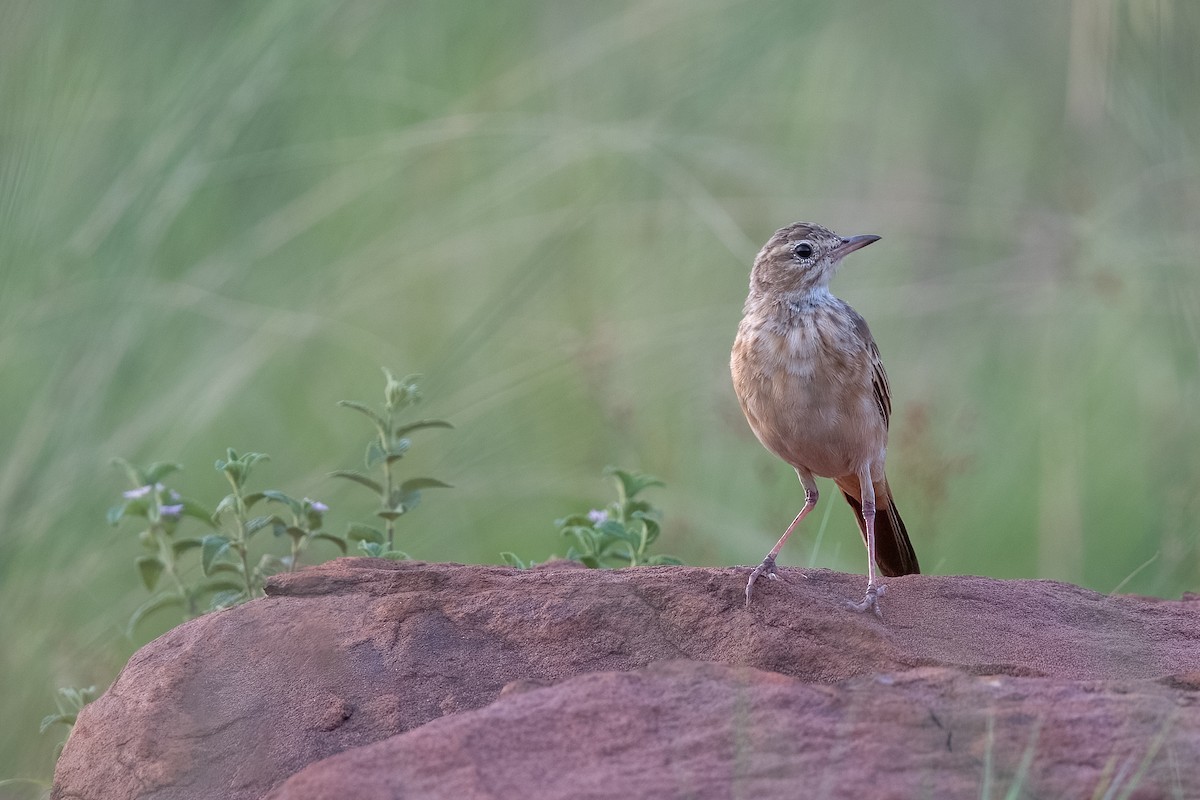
731 308 885 478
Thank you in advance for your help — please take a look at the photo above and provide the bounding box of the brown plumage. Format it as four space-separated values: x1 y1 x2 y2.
731 221 919 615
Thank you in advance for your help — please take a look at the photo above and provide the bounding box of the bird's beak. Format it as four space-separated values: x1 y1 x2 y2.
831 234 881 260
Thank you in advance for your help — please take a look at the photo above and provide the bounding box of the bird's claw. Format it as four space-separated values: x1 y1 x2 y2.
745 556 784 606
847 583 887 618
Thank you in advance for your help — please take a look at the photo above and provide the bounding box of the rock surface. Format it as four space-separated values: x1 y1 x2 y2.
52 559 1200 800
267 660 1198 800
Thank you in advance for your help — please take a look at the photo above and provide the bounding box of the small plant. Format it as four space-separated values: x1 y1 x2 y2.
555 467 681 568
44 367 453 783
40 685 98 735
39 685 99 759
108 369 453 635
202 450 344 608
108 459 222 628
333 369 452 558
257 492 342 577
499 551 535 569
109 453 348 628
109 453 343 631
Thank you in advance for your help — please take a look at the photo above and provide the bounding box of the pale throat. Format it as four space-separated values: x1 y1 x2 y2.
783 285 836 315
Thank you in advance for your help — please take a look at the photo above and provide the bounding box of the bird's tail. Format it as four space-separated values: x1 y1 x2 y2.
836 477 920 577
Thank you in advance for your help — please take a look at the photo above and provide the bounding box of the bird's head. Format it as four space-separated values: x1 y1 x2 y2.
749 221 880 298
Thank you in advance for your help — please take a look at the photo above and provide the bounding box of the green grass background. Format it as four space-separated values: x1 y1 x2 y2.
2 0 1199 783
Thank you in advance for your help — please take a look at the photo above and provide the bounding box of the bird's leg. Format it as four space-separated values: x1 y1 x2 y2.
848 474 885 617
745 472 818 605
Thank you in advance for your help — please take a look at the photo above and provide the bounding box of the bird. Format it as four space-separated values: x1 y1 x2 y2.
730 221 919 616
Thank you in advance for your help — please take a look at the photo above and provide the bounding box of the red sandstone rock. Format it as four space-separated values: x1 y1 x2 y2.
267 660 1198 800
51 559 1200 800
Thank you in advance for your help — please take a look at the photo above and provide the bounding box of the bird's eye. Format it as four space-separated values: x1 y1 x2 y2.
792 241 814 259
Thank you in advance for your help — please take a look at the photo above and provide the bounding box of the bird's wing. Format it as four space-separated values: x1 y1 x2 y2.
848 307 892 430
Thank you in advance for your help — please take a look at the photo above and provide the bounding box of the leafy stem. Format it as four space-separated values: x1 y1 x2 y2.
554 467 680 569
220 461 258 599
333 369 452 559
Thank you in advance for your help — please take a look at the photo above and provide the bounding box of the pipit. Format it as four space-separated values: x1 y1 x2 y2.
730 221 919 616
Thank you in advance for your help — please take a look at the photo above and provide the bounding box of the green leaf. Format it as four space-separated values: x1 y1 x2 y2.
312 532 348 553
382 482 436 515
136 556 165 591
58 686 97 707
631 511 661 544
358 541 385 557
178 497 217 527
625 499 655 516
106 504 126 526
337 400 388 435
201 534 233 575
114 498 150 523
111 456 146 487
197 576 247 594
500 552 526 569
143 462 183 484
365 438 387 469
560 525 594 542
216 451 268 490
214 452 231 471
261 490 302 514
283 525 307 543
41 712 75 734
172 537 204 556
212 494 238 519
554 513 594 529
208 589 247 611
382 368 421 411
241 452 270 468
392 419 454 438
646 554 684 566
386 487 420 514
159 513 181 535
242 491 266 510
597 520 640 546
127 592 185 636
244 515 278 537
216 460 243 485
377 509 403 521
399 477 453 493
329 470 383 495
561 527 600 560
596 519 629 536
604 466 665 503
384 438 410 463
63 686 97 707
358 540 411 561
346 523 385 544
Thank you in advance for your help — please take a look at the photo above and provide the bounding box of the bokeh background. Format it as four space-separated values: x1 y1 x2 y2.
3 0 1199 783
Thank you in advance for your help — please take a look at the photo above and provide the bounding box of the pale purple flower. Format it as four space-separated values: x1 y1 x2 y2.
124 482 165 500
587 509 609 525
160 504 184 518
169 490 182 501
306 498 329 513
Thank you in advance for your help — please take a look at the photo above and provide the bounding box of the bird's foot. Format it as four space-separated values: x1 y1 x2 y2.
745 555 785 606
847 583 887 618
